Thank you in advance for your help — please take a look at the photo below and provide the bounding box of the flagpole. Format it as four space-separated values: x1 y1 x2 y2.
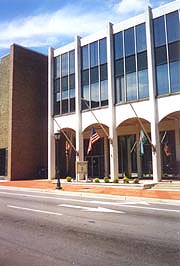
81 98 112 142
130 103 156 153
53 117 79 156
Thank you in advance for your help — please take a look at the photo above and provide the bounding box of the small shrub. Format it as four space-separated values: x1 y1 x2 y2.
104 177 110 183
113 177 119 183
66 176 72 182
94 178 100 183
123 176 129 184
132 178 139 184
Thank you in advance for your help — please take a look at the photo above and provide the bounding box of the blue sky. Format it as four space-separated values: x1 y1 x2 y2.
0 0 176 58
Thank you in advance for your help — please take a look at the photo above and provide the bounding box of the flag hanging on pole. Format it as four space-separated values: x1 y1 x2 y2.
87 128 100 154
139 130 147 156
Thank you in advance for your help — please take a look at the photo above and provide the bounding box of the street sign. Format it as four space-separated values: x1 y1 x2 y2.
76 161 88 175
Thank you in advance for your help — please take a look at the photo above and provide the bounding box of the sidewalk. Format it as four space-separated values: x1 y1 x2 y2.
0 179 180 201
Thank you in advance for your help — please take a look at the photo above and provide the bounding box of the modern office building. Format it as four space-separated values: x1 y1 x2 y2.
48 0 180 182
0 44 48 180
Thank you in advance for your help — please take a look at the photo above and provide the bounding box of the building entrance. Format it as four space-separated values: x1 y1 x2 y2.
86 155 104 178
0 148 7 176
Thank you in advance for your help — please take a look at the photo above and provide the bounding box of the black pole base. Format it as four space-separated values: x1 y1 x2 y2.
56 178 62 190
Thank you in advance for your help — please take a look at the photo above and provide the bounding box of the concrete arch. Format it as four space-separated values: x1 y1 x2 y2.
117 117 151 135
83 123 109 139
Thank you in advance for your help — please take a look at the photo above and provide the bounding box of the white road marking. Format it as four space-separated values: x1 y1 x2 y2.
116 204 180 213
60 204 124 213
8 205 62 216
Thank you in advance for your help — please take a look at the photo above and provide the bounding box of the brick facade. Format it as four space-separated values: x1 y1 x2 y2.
0 44 48 180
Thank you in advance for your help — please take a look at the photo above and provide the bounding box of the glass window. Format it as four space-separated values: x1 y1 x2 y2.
62 99 68 114
100 64 107 81
168 41 180 62
170 61 180 93
125 55 136 74
136 23 147 52
54 78 60 92
54 56 60 78
91 82 99 108
99 38 107 64
69 50 75 74
126 72 137 101
137 51 147 70
61 76 68 99
115 76 125 103
114 31 123 59
155 46 167 66
90 41 98 67
138 69 149 99
124 27 135 56
166 11 180 43
82 70 89 86
61 53 68 77
70 98 75 112
90 67 99 84
100 80 108 106
115 59 124 76
156 64 169 95
81 84 89 110
69 74 75 93
153 16 166 47
82 45 89 70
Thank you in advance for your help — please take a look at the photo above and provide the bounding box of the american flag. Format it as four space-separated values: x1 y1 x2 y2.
87 128 100 154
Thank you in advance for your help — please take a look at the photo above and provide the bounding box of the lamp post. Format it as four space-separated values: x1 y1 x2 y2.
54 132 62 189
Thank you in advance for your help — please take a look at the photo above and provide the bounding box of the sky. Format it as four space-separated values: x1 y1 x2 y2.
0 0 176 58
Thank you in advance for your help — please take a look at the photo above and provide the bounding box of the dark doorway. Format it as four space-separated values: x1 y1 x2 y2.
0 149 7 176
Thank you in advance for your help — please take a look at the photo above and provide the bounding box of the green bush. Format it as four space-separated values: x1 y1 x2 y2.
123 176 129 184
113 177 119 183
94 178 100 183
66 176 72 182
132 178 139 184
104 177 110 183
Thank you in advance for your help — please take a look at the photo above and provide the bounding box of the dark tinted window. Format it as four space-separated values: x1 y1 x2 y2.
136 23 147 52
153 16 166 47
155 46 167 65
166 11 180 43
125 27 135 56
69 50 75 74
125 55 136 73
137 51 147 70
100 64 107 81
168 41 180 62
115 59 124 76
90 67 99 83
114 31 123 59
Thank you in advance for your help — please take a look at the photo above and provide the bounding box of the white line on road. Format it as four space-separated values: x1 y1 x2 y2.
116 204 180 213
8 205 62 216
60 204 124 213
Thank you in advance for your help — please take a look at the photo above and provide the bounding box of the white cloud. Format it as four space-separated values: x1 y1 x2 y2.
113 0 150 17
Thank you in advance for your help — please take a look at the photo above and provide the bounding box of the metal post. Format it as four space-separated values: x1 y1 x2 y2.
54 132 62 189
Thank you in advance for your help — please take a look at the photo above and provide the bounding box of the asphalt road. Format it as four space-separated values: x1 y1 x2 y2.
0 186 180 266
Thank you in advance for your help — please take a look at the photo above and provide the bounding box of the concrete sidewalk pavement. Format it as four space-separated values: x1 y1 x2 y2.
0 179 180 201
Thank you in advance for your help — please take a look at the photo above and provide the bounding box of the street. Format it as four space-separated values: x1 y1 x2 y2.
0 186 180 266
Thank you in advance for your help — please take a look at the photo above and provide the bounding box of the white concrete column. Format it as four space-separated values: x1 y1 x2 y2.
48 47 56 180
104 136 109 177
146 7 161 182
107 22 119 181
75 36 84 180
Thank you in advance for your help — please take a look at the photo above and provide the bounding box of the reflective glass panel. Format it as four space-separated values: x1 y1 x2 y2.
54 56 60 78
82 45 89 70
82 69 89 85
155 46 167 66
61 76 68 99
138 69 149 99
153 16 166 47
156 64 169 95
90 67 99 84
100 80 108 106
100 38 107 64
81 85 89 110
61 53 68 76
91 82 99 108
126 72 137 101
115 59 124 76
124 27 135 56
114 31 123 59
69 50 75 74
137 51 147 70
170 61 180 93
125 55 136 74
100 64 107 81
166 11 180 43
62 99 68 114
54 78 60 92
90 41 98 67
136 23 147 52
168 41 180 62
115 76 125 103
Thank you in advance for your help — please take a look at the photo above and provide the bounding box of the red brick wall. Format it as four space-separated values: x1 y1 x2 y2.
9 44 48 180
